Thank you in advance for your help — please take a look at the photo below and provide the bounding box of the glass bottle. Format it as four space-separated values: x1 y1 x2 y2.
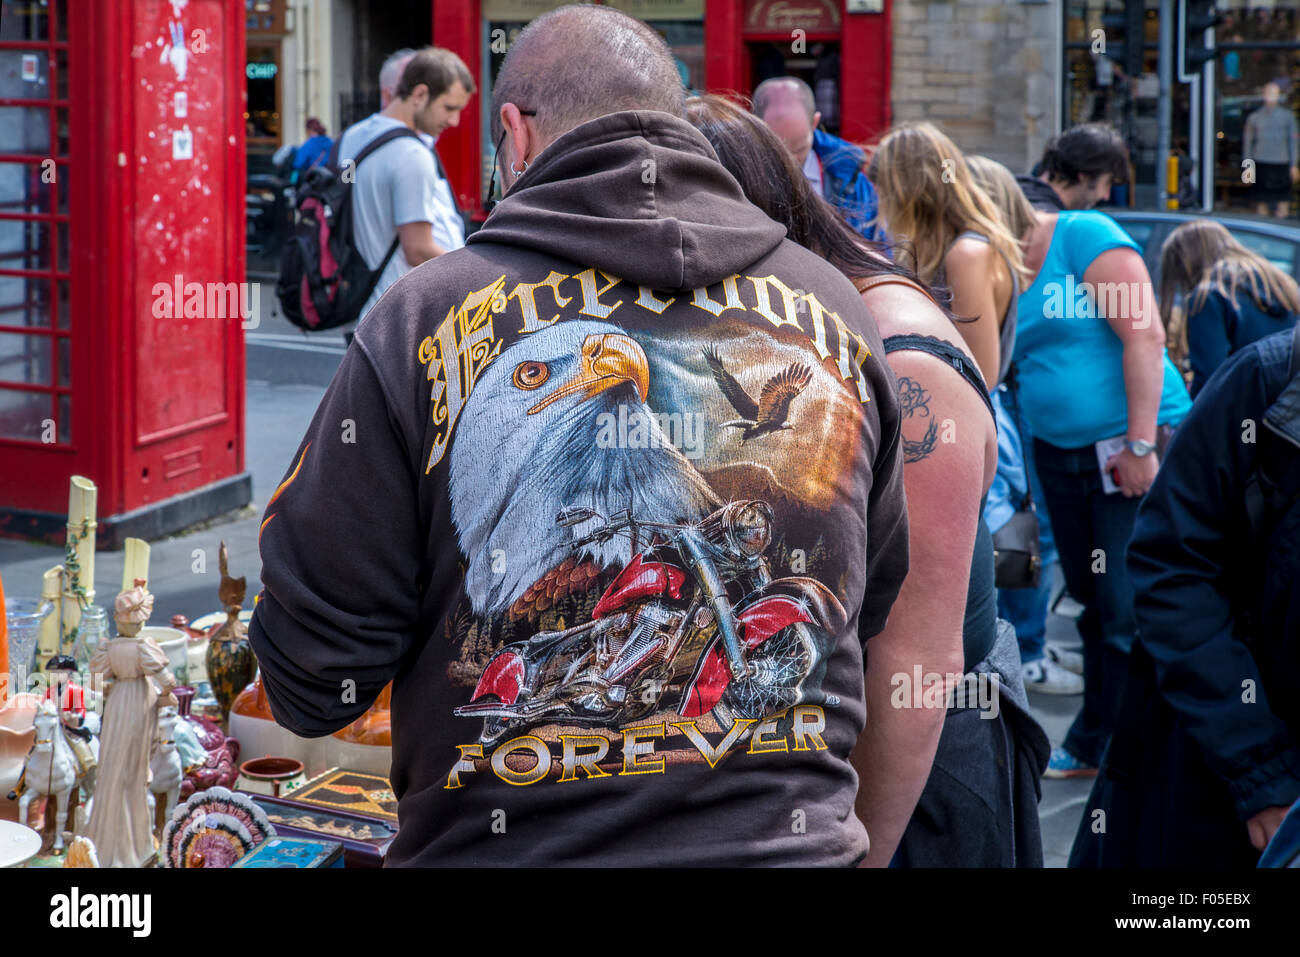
72 602 109 672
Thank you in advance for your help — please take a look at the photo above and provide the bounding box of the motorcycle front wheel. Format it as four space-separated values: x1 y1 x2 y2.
721 622 817 719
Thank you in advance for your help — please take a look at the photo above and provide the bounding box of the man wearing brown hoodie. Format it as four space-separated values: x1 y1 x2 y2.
249 4 908 866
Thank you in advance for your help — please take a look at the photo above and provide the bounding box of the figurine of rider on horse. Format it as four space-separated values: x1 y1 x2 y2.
6 655 99 803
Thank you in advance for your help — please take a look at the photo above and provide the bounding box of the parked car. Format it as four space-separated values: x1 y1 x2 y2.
1107 209 1300 282
1104 210 1300 382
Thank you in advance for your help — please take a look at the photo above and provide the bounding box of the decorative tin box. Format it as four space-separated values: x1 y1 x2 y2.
233 836 344 868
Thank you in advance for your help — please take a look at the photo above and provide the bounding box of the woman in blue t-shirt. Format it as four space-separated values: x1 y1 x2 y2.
1015 207 1192 779
1157 219 1300 397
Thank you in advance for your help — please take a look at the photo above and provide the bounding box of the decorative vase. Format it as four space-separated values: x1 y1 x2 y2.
5 598 52 689
205 630 256 724
204 543 256 724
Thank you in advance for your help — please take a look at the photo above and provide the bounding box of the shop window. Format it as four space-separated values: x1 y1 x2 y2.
246 46 281 145
1064 1 1192 203
1215 2 1300 213
480 8 704 201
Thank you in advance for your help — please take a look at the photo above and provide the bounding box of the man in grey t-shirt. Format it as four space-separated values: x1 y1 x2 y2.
337 47 474 332
378 48 468 260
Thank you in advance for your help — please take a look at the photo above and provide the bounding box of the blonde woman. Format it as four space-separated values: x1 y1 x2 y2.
966 155 1038 255
1158 219 1300 397
869 123 1028 388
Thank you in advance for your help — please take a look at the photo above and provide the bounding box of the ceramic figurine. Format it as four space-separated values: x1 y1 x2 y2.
81 578 177 868
62 834 99 867
15 701 82 852
172 686 239 799
204 543 256 723
147 706 183 834
158 786 275 868
6 657 99 817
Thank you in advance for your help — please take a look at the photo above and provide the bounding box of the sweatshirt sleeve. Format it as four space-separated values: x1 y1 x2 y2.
248 345 428 737
1128 345 1300 820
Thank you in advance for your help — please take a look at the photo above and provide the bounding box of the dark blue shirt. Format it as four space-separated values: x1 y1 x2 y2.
1186 287 1299 398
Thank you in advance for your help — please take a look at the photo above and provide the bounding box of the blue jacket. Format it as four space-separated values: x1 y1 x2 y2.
1187 287 1298 398
983 388 1029 535
811 128 884 244
1070 328 1300 866
292 134 333 172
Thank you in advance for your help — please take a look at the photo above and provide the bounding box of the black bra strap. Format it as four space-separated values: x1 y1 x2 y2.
883 333 995 422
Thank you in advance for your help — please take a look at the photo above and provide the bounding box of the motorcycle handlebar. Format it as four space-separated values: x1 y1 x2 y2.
572 518 686 549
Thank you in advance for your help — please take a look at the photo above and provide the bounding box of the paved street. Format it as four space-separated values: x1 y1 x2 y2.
0 282 1094 866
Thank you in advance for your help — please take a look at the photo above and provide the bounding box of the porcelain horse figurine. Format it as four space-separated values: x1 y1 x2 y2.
18 700 89 852
147 706 183 834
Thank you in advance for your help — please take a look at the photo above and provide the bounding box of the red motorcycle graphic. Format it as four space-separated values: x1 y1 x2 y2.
455 501 847 745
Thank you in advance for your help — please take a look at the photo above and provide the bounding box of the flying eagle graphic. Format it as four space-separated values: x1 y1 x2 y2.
703 346 812 443
449 321 720 621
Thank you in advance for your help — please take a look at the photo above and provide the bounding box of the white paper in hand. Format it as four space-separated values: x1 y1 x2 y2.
1094 435 1126 495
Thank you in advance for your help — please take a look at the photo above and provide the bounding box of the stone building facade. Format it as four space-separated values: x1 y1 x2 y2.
890 0 1060 175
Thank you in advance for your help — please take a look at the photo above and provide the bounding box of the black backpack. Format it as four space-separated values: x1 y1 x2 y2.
276 126 420 331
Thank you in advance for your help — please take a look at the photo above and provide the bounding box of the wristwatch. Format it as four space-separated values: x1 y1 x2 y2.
1125 438 1156 457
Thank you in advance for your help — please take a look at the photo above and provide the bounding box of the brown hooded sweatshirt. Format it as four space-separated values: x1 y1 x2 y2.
250 110 908 866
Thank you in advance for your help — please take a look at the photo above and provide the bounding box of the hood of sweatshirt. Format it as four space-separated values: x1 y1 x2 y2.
467 110 789 290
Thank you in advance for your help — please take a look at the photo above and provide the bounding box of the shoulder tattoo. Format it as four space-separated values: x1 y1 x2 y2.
896 376 938 464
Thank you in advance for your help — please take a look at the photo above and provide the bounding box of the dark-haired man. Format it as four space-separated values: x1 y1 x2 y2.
336 46 474 331
250 4 909 866
1018 122 1130 211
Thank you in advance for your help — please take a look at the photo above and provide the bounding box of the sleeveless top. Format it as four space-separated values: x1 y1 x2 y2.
938 230 1020 388
855 275 999 672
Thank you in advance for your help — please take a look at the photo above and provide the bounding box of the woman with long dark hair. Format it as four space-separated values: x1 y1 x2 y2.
1158 218 1300 397
686 94 1047 867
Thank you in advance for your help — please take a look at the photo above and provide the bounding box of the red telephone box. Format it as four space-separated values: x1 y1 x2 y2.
0 0 250 548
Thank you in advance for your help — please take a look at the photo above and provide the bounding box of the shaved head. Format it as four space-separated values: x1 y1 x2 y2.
752 77 816 122
490 4 685 146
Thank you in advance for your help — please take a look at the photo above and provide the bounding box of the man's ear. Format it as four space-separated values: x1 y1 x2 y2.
499 103 533 189
812 110 822 132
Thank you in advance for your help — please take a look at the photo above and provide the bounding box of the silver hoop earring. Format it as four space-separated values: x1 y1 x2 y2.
511 159 529 175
